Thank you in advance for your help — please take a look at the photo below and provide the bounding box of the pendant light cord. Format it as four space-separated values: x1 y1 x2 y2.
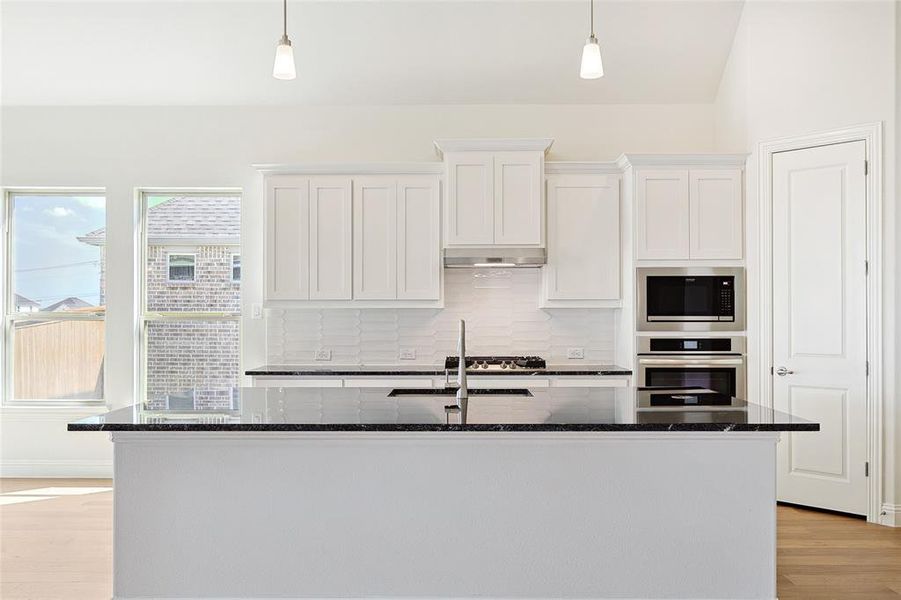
283 0 288 40
589 0 595 37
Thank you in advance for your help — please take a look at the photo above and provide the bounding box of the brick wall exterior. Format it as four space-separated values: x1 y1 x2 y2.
145 245 239 313
142 244 240 410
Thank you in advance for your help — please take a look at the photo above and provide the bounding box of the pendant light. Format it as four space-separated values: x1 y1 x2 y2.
273 0 296 80
579 0 604 79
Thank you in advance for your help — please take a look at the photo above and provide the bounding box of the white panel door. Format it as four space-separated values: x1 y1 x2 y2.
353 178 397 299
689 169 744 259
265 176 309 300
397 176 440 300
493 152 542 246
635 170 690 260
309 177 352 300
444 152 494 246
772 141 868 516
545 174 620 300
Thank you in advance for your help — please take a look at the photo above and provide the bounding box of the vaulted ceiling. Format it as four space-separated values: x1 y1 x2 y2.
2 0 744 106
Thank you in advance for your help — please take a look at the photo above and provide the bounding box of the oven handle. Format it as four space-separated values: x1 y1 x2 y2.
638 358 745 366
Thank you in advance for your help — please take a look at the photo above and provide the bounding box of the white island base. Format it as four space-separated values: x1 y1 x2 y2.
110 431 779 600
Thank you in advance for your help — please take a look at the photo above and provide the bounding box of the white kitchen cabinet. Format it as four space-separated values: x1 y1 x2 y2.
353 175 441 301
310 177 353 300
264 170 441 306
444 152 494 245
396 177 441 300
542 174 621 307
689 169 743 259
493 152 543 245
265 176 310 300
633 165 743 260
353 178 398 299
436 139 552 248
635 170 690 260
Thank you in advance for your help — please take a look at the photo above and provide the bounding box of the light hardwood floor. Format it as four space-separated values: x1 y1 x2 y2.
1 479 899 599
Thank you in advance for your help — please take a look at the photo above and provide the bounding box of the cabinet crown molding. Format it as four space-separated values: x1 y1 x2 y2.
254 163 443 175
545 161 621 175
615 153 749 170
433 138 554 158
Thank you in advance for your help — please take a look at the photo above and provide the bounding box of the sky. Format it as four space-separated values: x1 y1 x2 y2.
12 195 106 309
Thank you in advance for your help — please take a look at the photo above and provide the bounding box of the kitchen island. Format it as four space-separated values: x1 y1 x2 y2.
70 386 816 600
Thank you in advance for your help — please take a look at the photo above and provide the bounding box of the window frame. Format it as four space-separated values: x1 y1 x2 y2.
2 188 107 407
166 252 197 283
137 189 242 408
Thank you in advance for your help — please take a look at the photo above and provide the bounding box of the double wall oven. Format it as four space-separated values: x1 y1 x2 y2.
636 268 747 399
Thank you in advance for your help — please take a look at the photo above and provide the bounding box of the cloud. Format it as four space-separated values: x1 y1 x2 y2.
43 207 75 218
77 197 105 210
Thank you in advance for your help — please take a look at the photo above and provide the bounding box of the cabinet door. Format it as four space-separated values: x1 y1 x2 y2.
397 176 440 300
309 177 352 300
545 174 620 300
265 176 309 300
494 152 543 246
689 169 743 259
635 170 690 260
353 178 397 299
444 152 494 246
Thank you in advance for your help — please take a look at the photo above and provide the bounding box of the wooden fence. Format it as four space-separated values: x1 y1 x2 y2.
13 319 105 400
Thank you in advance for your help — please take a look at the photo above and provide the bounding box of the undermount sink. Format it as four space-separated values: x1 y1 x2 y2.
387 388 533 397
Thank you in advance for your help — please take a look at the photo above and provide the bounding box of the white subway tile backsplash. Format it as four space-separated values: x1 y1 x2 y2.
267 269 615 365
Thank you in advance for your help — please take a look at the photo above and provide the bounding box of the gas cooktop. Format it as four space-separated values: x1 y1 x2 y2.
443 355 547 371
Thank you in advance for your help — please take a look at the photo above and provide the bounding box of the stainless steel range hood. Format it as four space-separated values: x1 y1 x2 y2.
443 247 546 268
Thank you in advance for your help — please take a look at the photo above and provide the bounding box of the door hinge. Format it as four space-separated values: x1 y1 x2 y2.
866 361 870 376
865 260 869 276
865 462 869 477
770 366 774 375
864 160 869 175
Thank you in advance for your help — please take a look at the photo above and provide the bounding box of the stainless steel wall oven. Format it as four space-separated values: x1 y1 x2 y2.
636 336 747 399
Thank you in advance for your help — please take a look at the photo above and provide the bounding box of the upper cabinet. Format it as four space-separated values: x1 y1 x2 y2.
626 155 746 261
263 170 441 306
689 169 743 260
436 139 552 248
541 172 621 307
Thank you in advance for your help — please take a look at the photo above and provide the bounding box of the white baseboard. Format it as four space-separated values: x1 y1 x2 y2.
0 459 113 478
880 503 900 527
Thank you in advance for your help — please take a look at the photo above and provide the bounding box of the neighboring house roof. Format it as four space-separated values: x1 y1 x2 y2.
78 196 240 246
43 297 93 312
14 293 40 309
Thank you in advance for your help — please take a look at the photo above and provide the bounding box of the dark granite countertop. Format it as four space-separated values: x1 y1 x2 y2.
245 364 633 376
68 387 817 433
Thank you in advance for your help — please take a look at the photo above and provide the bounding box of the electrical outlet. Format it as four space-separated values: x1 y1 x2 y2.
314 349 332 361
399 348 416 361
567 347 585 360
250 303 263 319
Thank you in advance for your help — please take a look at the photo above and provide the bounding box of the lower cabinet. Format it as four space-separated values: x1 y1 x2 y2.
265 173 440 305
541 173 621 307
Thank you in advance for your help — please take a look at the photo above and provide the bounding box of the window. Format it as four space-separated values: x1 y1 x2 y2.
140 192 241 411
167 254 196 282
231 254 241 282
3 191 106 404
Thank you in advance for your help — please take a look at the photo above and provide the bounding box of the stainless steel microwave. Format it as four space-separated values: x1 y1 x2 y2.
637 267 745 332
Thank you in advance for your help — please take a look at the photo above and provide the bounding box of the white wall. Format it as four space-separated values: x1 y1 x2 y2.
0 103 716 477
713 0 899 521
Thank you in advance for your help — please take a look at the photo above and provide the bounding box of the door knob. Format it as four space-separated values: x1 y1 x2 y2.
775 366 795 376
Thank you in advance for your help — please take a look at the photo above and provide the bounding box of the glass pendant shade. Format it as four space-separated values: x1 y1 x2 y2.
273 40 296 80
580 36 604 79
